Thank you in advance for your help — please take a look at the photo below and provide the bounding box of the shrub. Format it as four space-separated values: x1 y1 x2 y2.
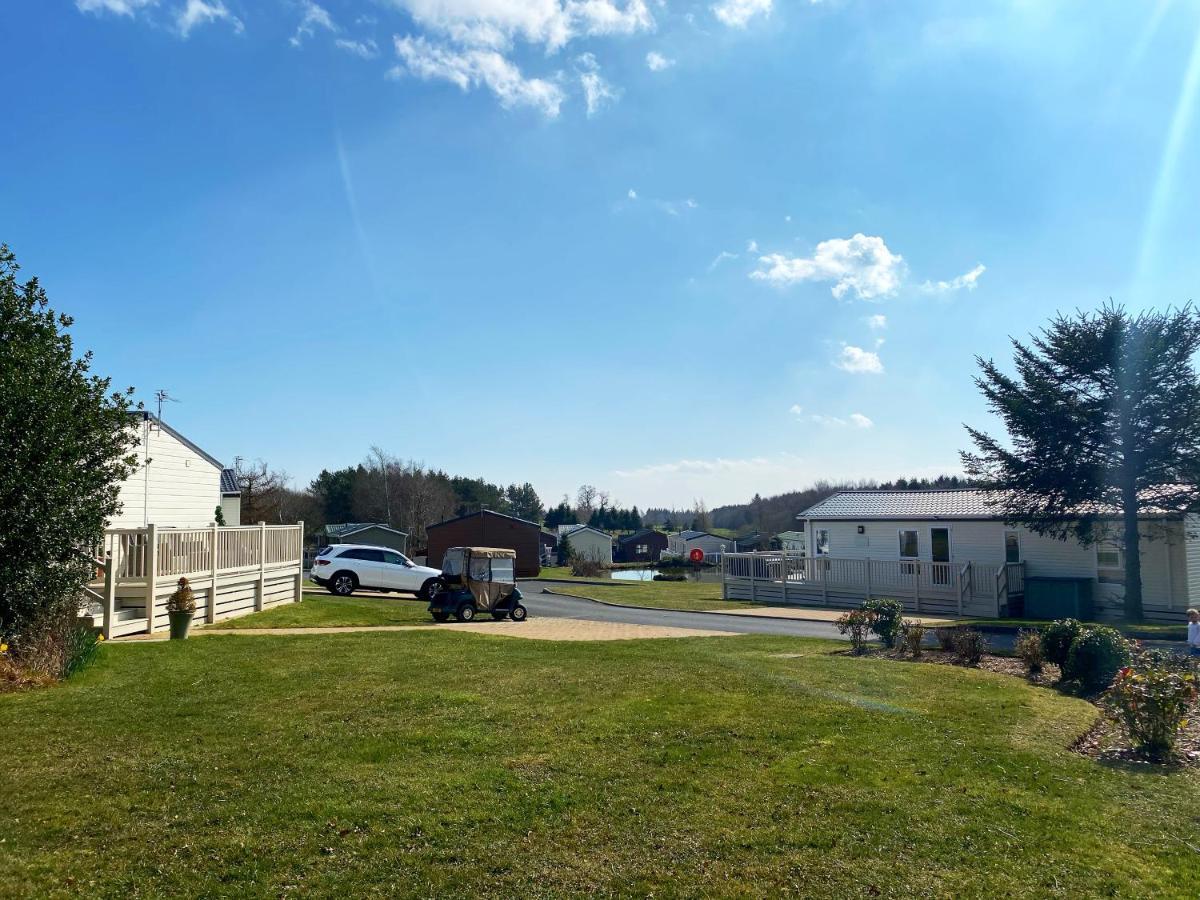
569 557 608 578
900 619 926 657
653 573 686 582
952 628 988 666
1108 660 1198 761
836 609 873 654
1015 629 1044 674
933 626 960 652
167 577 196 614
1041 618 1085 667
1063 626 1132 691
62 624 102 678
863 598 905 649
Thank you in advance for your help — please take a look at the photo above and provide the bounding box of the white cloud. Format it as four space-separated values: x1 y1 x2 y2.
789 404 804 417
746 238 758 253
176 0 243 37
335 38 380 58
75 0 155 15
920 263 987 294
835 344 884 375
685 198 698 208
712 0 772 28
708 250 738 271
627 188 638 200
810 413 872 428
290 0 337 47
646 50 675 71
576 53 619 116
385 0 655 53
391 35 565 117
615 452 804 480
865 314 887 330
751 233 907 300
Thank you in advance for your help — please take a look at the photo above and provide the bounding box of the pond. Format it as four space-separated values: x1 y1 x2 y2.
610 567 723 584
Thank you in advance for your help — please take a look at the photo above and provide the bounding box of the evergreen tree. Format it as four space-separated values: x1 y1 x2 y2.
962 304 1200 620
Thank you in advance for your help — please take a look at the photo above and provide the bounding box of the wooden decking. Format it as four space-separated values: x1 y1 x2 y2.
82 523 305 637
721 553 1024 618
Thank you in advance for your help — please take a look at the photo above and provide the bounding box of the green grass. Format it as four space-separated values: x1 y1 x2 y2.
3 632 1198 896
533 568 754 611
211 593 432 629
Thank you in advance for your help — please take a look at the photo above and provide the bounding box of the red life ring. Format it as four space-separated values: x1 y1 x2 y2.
688 548 705 563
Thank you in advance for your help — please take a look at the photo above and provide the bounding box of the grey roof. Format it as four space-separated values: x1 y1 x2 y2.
678 529 715 540
220 468 239 495
799 490 1003 521
322 522 409 538
563 525 613 540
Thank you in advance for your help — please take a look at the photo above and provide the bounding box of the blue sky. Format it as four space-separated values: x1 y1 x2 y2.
4 0 1200 510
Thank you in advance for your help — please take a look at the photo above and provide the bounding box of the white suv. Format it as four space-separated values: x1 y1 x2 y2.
311 544 443 599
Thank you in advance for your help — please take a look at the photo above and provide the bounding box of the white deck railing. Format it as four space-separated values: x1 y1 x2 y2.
721 552 1024 617
89 522 304 637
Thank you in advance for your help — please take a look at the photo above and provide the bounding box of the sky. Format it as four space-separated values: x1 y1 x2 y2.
4 0 1200 511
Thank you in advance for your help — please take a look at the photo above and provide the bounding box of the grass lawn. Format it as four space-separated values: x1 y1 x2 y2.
532 568 755 611
211 592 432 629
3 631 1199 896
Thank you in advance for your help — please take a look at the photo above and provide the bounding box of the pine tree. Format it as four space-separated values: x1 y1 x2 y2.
962 304 1200 620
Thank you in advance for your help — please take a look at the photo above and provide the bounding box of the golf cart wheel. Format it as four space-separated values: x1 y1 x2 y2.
431 610 450 623
419 578 442 601
510 604 528 622
456 603 476 622
330 572 357 596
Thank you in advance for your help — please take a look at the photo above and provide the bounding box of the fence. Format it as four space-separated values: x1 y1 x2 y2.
86 522 304 638
721 552 1025 617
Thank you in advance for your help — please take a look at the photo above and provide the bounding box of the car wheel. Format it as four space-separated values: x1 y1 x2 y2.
432 610 450 623
456 603 476 622
510 604 528 622
331 572 357 596
420 578 442 602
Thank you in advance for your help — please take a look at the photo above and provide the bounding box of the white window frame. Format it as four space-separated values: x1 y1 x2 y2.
898 528 919 560
813 528 830 557
1096 541 1124 583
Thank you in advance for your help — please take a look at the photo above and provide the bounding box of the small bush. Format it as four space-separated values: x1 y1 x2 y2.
62 624 102 678
1042 618 1085 667
863 598 905 649
653 573 686 582
952 628 987 666
1015 629 1044 674
836 609 873 654
933 626 959 652
900 619 926 657
1108 660 1198 761
167 577 196 614
569 558 608 578
1063 626 1132 691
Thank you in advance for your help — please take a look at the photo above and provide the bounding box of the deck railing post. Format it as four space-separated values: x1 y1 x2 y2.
102 549 116 640
295 521 305 604
782 553 789 604
209 523 219 624
256 522 267 612
865 558 873 601
821 558 828 605
145 523 158 633
913 561 921 613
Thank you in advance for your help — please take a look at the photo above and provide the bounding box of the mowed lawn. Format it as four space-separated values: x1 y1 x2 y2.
537 569 757 611
3 632 1199 897
212 592 432 629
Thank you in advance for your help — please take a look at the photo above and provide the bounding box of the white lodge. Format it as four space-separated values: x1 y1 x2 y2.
722 490 1198 622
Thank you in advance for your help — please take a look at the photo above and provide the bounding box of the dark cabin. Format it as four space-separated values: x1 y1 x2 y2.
615 528 668 563
425 510 542 578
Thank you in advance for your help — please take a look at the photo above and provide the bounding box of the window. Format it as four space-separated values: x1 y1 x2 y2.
1097 542 1125 583
814 529 830 556
898 529 919 559
1004 531 1021 564
382 551 407 566
339 548 384 562
636 544 648 555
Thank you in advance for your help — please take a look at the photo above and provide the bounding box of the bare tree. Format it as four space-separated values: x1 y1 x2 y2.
236 459 289 524
576 484 598 523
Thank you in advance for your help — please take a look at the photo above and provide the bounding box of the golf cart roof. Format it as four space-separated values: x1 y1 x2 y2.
447 546 517 559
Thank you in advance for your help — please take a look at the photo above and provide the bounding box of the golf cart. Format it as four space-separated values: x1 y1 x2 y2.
428 547 528 623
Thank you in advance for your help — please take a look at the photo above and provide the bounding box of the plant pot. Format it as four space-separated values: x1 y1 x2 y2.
168 610 194 640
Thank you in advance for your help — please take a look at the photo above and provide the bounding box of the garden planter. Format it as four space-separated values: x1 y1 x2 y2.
168 610 194 640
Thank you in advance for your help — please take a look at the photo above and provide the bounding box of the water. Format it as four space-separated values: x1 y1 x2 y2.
610 567 722 583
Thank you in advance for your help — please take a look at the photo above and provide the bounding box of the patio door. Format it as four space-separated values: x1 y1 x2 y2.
930 527 951 585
